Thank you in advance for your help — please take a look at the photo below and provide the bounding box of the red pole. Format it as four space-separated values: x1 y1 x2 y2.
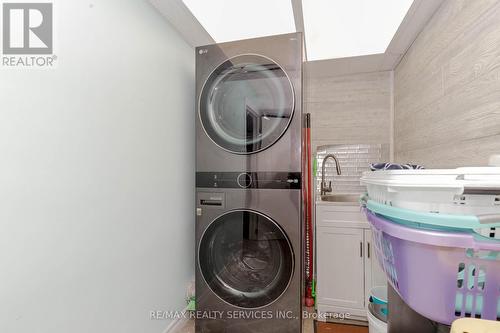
305 113 314 307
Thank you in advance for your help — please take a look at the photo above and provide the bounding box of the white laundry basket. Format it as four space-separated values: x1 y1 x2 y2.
368 307 387 333
361 167 500 216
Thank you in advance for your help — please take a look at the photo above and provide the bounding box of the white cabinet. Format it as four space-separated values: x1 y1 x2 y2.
364 229 387 303
316 203 387 321
316 227 365 310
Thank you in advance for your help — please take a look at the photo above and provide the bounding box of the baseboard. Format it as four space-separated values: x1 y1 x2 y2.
162 307 190 333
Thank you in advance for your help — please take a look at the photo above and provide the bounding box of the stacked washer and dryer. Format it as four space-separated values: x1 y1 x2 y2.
195 33 303 333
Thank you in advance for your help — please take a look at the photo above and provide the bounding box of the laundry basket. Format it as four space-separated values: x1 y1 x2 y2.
361 167 500 216
364 200 500 239
365 210 500 325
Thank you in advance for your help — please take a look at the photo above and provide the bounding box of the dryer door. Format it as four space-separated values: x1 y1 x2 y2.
199 55 295 154
199 210 294 308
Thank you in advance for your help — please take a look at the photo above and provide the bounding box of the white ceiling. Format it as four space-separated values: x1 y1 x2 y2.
149 0 444 76
302 0 414 61
182 0 296 43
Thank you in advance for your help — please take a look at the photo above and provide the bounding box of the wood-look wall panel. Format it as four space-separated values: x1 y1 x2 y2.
306 75 389 103
396 134 500 168
394 67 444 118
395 68 500 153
396 0 498 92
305 71 391 150
394 0 500 168
442 4 500 94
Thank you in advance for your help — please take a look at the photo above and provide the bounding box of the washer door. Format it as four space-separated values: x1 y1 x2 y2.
199 54 295 154
199 210 294 308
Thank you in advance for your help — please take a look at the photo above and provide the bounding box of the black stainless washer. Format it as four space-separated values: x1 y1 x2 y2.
195 188 302 333
199 210 294 309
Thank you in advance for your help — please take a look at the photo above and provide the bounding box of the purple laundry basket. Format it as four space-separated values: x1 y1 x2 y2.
365 210 500 325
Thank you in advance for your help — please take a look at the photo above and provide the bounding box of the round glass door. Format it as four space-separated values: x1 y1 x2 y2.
199 54 295 154
199 210 294 308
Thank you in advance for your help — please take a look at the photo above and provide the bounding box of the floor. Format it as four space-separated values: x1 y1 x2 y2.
315 322 368 333
171 315 368 333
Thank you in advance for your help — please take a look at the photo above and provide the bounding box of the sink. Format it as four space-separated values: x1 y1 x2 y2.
320 194 360 203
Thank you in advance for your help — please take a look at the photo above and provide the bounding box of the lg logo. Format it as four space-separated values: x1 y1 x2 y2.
2 2 53 54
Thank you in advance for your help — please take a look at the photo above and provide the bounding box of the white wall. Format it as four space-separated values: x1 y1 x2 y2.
0 1 194 332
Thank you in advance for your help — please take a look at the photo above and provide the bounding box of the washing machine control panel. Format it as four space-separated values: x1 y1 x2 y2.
236 173 252 188
196 172 301 190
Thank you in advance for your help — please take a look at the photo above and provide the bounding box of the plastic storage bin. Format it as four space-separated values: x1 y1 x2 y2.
365 210 500 325
361 167 500 216
451 318 500 333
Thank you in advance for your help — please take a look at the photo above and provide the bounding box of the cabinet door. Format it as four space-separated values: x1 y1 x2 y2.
364 229 387 306
317 227 365 310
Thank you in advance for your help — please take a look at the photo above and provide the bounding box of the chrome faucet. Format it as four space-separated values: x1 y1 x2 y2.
321 154 342 196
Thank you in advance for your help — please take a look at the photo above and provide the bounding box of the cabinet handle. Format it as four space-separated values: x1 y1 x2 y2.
360 242 363 257
367 242 371 258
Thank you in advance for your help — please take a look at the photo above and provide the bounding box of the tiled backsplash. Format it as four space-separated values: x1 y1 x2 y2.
316 144 389 195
